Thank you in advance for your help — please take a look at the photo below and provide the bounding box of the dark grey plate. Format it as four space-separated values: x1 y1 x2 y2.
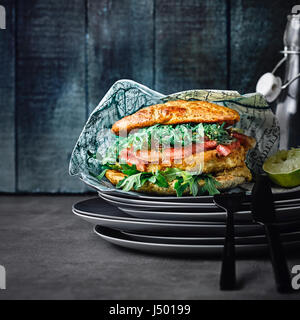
94 226 300 256
98 192 300 223
73 210 265 237
72 197 222 224
73 198 300 237
99 188 216 202
118 206 249 223
98 192 220 209
98 190 300 208
122 229 300 245
98 185 300 203
118 207 300 223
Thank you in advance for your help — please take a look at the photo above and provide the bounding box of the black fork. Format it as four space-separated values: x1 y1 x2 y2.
213 192 245 290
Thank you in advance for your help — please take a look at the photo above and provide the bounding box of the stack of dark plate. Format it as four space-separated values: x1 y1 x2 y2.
73 189 300 256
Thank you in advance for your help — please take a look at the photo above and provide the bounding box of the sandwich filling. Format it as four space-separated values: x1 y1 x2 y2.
97 122 255 196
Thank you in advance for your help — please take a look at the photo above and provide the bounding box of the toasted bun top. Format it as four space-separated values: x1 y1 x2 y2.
112 100 240 135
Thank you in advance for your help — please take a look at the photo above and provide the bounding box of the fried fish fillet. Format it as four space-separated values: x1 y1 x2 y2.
112 100 240 135
145 146 247 174
120 145 247 175
105 165 252 195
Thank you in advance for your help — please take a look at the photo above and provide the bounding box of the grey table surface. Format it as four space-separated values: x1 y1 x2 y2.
0 195 300 300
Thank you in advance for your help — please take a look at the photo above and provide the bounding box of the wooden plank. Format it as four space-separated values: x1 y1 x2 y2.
16 0 87 192
0 0 15 192
230 0 295 93
155 0 228 94
87 0 154 112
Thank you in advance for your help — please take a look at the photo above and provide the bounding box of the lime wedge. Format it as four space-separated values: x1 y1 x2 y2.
263 148 300 187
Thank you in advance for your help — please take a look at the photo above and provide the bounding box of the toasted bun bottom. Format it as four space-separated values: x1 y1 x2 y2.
105 166 252 196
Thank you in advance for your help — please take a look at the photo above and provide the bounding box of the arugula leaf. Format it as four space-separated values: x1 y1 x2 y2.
190 176 199 197
174 178 189 197
148 176 157 184
154 172 169 188
96 169 108 181
140 174 153 186
165 169 220 197
116 172 154 191
93 158 221 196
122 169 138 175
163 168 182 181
199 174 221 196
116 175 137 192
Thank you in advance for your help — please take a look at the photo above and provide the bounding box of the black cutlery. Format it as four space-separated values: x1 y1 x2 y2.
213 192 245 290
251 174 292 293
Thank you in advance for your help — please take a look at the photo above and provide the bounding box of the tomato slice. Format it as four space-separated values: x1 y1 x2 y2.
232 132 249 146
204 140 218 150
216 144 231 157
216 140 240 157
119 148 146 171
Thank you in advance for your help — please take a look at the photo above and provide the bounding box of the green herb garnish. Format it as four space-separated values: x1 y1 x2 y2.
101 122 233 165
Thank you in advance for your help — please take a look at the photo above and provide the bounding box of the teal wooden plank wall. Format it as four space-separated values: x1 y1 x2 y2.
0 0 296 193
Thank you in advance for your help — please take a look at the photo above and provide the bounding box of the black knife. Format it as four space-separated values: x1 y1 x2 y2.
251 174 292 293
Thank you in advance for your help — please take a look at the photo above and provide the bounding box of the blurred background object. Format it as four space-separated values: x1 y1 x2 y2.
0 0 297 193
256 10 300 150
274 13 300 149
